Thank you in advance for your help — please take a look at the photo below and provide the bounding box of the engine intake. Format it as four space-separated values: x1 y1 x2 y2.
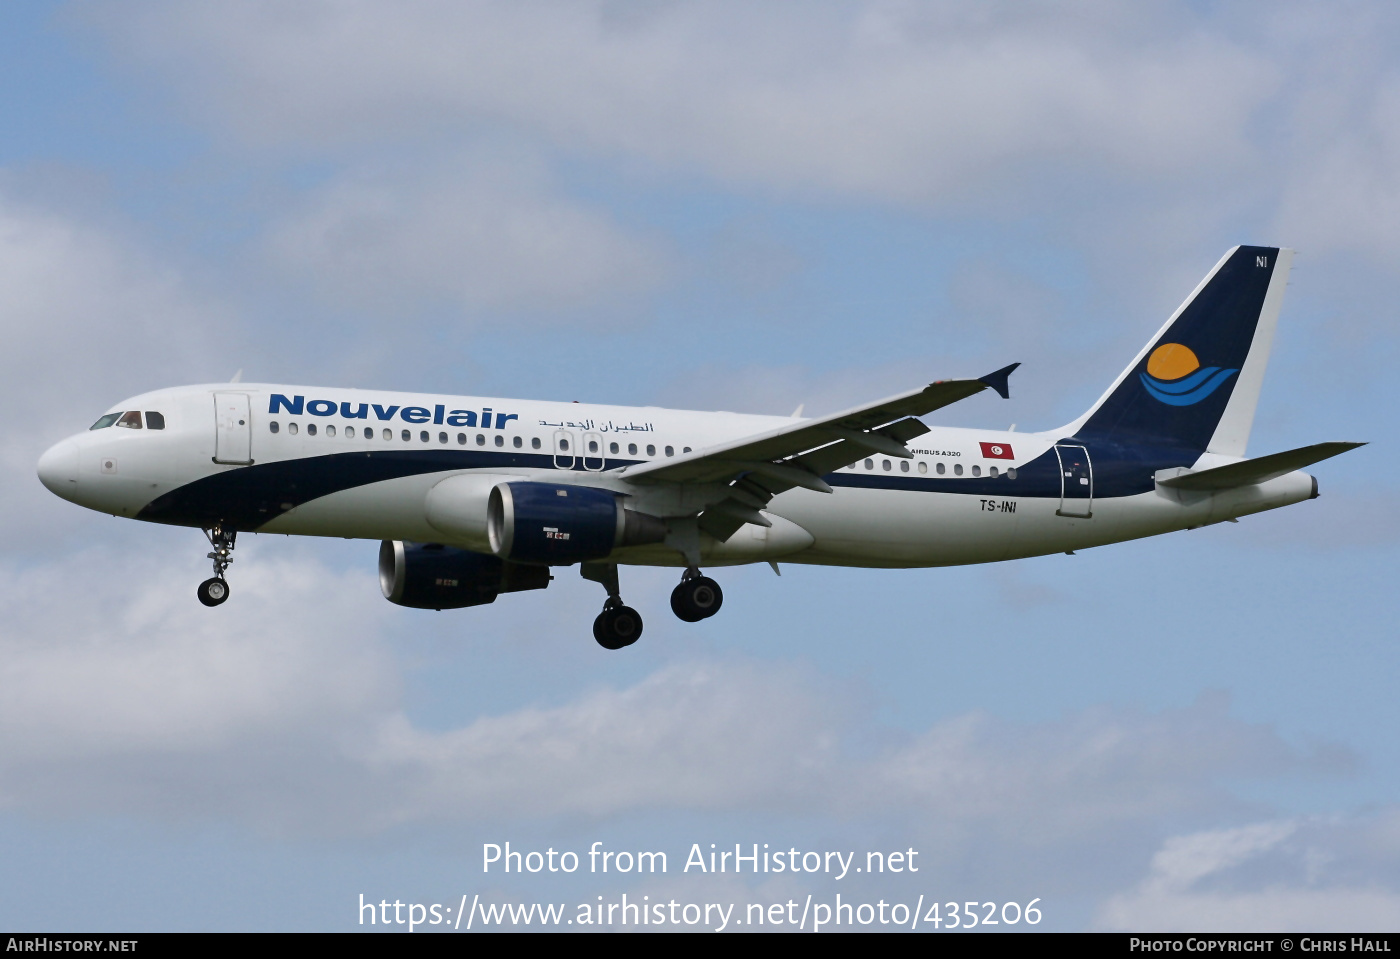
487 482 667 565
379 540 551 609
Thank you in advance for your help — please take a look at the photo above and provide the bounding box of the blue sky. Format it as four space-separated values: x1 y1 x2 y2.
1 1 1397 932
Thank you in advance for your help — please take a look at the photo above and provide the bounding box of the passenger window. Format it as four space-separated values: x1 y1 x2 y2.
1008 468 1018 480
609 442 619 454
382 428 391 440
954 463 963 476
307 424 317 436
936 462 945 474
477 434 486 446
589 440 599 453
531 437 541 449
513 436 522 448
971 464 980 476
646 444 656 456
882 459 891 471
864 459 873 470
326 425 336 437
665 446 674 457
363 427 372 439
439 432 448 444
628 443 638 455
989 466 998 477
401 429 410 441
289 423 300 435
559 438 569 451
269 421 280 434
144 412 166 430
116 410 142 429
89 412 122 430
495 435 505 448
900 460 909 473
457 433 466 445
917 461 927 474
683 447 691 453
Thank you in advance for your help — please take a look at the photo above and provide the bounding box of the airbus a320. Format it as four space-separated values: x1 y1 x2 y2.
37 246 1362 649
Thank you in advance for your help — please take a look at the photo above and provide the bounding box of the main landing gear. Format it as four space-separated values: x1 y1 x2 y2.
197 526 235 607
582 563 643 650
580 564 724 650
594 600 643 651
670 568 723 623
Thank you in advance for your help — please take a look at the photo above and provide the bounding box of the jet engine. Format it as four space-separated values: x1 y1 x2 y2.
487 482 668 565
379 540 551 610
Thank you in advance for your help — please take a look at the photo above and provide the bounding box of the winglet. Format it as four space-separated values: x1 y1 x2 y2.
977 362 1020 400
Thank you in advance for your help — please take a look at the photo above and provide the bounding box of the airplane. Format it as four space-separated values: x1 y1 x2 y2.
36 245 1363 649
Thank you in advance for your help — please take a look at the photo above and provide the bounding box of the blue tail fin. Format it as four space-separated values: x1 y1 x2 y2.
1066 246 1292 456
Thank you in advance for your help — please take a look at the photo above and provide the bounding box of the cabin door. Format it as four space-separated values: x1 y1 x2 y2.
213 393 253 465
1055 444 1092 518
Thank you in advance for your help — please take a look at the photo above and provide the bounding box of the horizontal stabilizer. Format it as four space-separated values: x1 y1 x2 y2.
1157 442 1366 491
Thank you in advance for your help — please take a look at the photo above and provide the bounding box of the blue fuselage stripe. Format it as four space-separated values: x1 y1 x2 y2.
136 439 1202 532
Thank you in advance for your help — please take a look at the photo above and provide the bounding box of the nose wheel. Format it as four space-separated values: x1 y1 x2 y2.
671 569 723 622
198 526 236 607
198 577 229 607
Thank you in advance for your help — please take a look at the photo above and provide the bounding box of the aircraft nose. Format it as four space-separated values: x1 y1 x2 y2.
37 438 80 499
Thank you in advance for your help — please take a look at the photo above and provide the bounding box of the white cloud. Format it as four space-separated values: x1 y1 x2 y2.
1264 6 1400 262
265 149 669 315
86 1 1275 205
0 192 232 546
1096 812 1400 931
0 545 397 826
868 692 1352 845
0 541 1356 840
1 539 1393 925
354 659 841 827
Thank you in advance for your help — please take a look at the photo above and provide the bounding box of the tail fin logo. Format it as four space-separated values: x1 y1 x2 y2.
1139 343 1238 407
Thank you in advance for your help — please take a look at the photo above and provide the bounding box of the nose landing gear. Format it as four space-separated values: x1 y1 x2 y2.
671 568 723 622
198 526 235 607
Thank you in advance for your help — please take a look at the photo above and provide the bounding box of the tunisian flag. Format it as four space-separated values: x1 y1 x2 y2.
979 442 1014 459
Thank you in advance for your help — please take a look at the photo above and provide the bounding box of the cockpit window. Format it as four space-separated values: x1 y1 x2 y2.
89 413 121 430
115 410 143 430
145 411 166 430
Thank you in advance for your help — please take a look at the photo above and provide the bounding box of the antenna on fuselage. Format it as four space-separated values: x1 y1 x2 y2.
229 369 243 383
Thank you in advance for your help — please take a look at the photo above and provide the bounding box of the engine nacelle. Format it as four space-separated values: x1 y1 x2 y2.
379 540 551 610
487 482 667 565
424 472 515 552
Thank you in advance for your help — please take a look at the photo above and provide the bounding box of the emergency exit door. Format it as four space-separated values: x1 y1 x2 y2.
553 429 576 470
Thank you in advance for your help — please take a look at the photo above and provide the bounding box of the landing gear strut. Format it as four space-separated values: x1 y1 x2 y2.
671 568 723 622
198 526 235 607
582 563 643 650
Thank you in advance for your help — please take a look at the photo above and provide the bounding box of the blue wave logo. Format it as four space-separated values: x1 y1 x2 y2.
1139 344 1238 407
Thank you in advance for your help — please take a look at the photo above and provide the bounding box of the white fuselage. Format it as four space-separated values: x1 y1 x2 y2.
37 383 1318 570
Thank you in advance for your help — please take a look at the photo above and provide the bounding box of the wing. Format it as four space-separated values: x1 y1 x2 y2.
619 363 1019 539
